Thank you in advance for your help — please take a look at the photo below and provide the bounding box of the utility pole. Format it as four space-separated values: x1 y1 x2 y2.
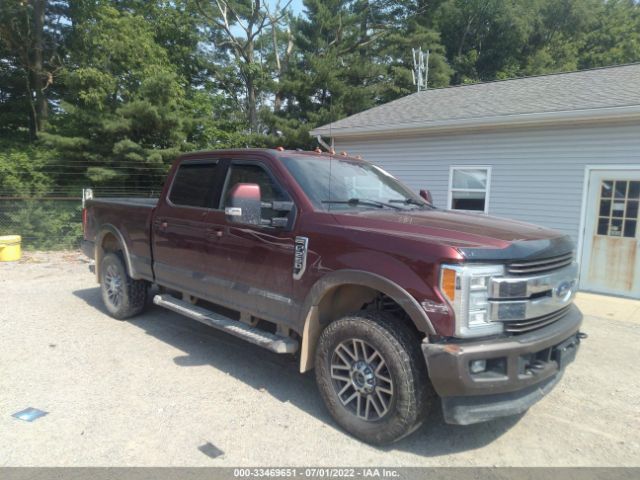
411 48 429 92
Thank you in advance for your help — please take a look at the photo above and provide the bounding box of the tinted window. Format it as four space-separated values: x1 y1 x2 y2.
169 162 219 208
222 163 288 220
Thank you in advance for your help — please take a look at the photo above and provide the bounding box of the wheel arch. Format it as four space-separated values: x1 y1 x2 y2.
298 270 435 373
95 225 137 281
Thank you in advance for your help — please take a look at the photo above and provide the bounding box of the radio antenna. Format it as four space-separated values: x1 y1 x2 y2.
328 85 334 207
412 47 429 92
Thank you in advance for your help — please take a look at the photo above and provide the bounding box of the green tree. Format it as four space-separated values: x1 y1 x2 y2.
43 4 189 191
195 0 294 133
579 0 640 68
265 0 450 147
0 0 66 139
432 0 533 83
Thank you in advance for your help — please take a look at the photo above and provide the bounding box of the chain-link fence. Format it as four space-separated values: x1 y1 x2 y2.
0 189 160 251
0 196 82 250
1 147 167 251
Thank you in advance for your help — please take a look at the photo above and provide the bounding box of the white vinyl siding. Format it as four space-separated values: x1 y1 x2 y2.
334 122 640 245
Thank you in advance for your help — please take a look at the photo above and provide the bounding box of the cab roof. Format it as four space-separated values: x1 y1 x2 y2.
177 148 365 163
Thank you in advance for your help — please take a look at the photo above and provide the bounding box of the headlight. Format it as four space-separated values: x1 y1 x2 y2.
440 264 505 338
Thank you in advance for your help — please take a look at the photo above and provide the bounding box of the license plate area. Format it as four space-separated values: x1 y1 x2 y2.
552 334 580 370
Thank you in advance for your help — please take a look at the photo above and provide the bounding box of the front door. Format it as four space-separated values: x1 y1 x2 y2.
581 169 640 298
207 159 297 326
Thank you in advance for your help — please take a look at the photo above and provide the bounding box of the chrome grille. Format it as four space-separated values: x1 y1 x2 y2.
507 252 574 275
503 306 571 334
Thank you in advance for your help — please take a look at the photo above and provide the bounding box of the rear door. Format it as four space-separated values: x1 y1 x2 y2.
152 159 224 296
205 159 298 326
580 169 640 298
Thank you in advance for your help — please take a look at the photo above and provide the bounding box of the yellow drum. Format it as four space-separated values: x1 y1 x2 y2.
0 235 21 262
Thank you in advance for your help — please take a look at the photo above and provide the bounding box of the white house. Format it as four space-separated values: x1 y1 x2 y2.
311 64 640 298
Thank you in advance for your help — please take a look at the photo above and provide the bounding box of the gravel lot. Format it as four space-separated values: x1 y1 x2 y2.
1 252 639 466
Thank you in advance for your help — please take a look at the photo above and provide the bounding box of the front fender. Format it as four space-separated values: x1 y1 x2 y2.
297 269 436 373
300 269 436 335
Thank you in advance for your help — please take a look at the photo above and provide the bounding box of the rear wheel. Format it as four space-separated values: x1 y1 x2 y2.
315 312 433 445
100 252 147 319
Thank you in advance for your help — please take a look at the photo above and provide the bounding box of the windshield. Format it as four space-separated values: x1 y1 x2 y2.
281 155 431 212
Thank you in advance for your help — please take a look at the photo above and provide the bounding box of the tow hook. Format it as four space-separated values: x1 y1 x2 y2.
578 332 588 340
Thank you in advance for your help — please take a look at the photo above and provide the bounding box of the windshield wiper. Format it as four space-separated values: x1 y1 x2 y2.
389 198 435 209
322 198 403 210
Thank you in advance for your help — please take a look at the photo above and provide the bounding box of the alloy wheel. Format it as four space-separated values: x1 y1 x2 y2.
104 264 123 308
330 338 394 421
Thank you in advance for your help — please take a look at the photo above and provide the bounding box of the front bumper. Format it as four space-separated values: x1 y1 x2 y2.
423 304 583 425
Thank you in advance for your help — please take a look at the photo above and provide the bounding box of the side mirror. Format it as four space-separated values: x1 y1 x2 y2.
225 183 262 226
225 183 294 227
419 189 433 204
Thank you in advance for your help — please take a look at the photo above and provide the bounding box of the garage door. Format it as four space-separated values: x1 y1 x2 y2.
580 169 640 298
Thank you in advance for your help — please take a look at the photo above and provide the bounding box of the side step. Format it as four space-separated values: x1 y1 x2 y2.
153 294 299 354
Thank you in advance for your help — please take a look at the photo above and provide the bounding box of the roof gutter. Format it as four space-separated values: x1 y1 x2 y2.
309 104 640 139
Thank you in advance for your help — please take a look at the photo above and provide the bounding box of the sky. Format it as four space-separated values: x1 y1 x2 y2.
228 0 306 36
282 0 305 17
290 0 305 16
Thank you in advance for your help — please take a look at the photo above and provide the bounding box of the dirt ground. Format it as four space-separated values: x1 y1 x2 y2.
1 251 639 466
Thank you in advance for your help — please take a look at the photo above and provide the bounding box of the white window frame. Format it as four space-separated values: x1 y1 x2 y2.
447 165 492 214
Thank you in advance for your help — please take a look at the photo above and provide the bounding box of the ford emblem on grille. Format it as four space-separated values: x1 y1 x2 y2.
554 280 575 301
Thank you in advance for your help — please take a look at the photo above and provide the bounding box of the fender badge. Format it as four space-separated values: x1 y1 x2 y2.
293 236 309 280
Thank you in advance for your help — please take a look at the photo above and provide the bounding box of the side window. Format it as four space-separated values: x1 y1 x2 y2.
448 166 491 213
222 163 288 220
169 161 219 208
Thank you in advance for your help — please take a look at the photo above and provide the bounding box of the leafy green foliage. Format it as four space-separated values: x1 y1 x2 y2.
0 137 55 196
1 200 82 250
0 137 81 249
1 0 640 248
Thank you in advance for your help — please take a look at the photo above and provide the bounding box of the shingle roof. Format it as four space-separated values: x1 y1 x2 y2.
311 64 640 137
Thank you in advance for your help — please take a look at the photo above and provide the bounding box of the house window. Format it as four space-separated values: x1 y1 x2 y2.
448 166 491 213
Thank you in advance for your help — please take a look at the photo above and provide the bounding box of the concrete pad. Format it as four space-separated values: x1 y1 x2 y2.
575 292 640 323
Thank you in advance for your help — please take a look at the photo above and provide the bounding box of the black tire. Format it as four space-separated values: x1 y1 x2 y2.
100 252 147 320
315 311 434 445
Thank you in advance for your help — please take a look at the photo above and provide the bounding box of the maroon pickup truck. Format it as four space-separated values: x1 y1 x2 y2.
82 148 585 445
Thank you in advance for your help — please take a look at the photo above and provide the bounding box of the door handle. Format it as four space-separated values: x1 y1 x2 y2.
153 219 168 231
207 227 224 241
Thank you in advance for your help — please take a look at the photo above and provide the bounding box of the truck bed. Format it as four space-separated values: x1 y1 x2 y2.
83 197 158 281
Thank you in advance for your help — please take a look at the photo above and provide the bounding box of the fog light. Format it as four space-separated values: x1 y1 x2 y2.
470 359 487 374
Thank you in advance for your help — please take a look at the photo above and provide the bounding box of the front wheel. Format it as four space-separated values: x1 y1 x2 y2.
100 252 147 320
315 312 433 445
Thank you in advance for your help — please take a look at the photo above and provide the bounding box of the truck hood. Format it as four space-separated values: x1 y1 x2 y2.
333 208 573 260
